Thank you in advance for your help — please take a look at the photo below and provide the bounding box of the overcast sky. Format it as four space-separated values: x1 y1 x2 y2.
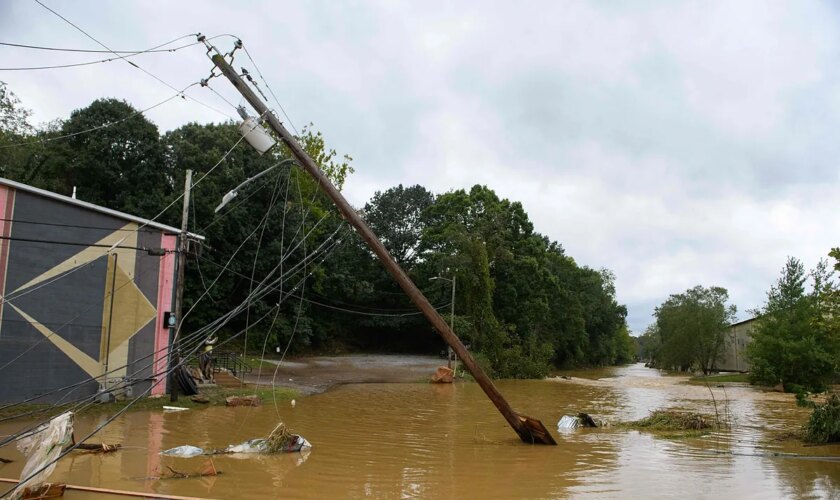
2 0 839 334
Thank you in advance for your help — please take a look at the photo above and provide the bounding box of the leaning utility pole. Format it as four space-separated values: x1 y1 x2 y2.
168 169 192 402
209 50 555 445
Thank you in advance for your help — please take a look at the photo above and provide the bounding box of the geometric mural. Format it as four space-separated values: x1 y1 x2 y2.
4 223 156 380
0 182 180 403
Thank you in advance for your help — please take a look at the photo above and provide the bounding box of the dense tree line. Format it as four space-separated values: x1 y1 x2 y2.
1 84 631 378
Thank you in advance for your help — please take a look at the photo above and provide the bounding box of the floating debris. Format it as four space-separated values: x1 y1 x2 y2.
225 395 261 407
162 459 220 479
557 415 579 430
161 422 311 459
161 445 205 458
557 413 600 431
15 411 74 499
74 443 121 454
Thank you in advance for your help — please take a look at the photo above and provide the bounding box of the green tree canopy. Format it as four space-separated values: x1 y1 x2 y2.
652 285 736 373
747 256 839 391
363 184 433 267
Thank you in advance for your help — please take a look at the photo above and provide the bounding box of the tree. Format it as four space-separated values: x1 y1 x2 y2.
418 184 628 376
20 98 169 218
0 81 33 137
0 82 40 180
653 285 736 373
363 184 433 267
747 257 838 392
637 324 661 364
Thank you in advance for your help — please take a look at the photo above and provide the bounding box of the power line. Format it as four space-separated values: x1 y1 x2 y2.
0 83 196 149
0 188 348 477
34 0 178 93
301 294 448 317
33 1 234 121
0 217 166 232
0 225 346 492
0 234 170 253
0 40 199 71
197 249 450 317
242 45 299 136
205 82 241 113
0 126 258 360
0 36 198 54
0 198 352 494
0 255 168 372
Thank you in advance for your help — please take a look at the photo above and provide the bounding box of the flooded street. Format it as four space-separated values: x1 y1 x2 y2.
2 363 838 499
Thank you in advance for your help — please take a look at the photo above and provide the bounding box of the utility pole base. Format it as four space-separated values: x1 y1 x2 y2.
518 414 558 445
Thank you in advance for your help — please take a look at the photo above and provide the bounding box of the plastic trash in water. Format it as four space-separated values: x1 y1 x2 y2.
225 439 266 454
557 415 580 431
161 445 205 457
163 406 189 413
16 411 74 497
225 436 312 454
557 413 601 432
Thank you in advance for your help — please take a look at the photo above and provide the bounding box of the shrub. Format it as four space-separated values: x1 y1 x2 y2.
802 393 840 444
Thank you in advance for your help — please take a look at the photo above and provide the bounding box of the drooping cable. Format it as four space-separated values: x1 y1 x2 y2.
242 45 299 136
0 83 196 149
33 1 235 120
0 38 200 71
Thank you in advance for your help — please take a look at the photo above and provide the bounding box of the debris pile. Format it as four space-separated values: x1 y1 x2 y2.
160 421 311 458
556 412 601 431
225 395 261 407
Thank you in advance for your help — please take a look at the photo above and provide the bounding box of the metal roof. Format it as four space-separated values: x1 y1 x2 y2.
730 316 758 328
0 177 205 240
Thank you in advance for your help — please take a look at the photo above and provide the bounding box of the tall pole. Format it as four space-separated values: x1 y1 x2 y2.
103 253 118 388
448 276 455 370
210 52 555 445
169 169 192 402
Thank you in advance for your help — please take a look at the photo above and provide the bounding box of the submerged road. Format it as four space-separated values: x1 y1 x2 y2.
242 353 445 394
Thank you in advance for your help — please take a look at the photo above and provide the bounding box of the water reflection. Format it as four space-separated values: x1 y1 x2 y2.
1 363 838 499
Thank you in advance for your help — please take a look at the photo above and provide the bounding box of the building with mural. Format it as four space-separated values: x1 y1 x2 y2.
0 177 201 403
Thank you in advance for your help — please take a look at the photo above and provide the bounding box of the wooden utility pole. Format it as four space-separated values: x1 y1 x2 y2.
210 52 555 445
169 169 192 402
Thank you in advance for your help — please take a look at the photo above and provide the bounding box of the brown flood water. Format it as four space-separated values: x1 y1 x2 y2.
2 363 839 499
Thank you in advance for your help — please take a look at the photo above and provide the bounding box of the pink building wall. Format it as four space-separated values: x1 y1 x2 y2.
152 234 177 395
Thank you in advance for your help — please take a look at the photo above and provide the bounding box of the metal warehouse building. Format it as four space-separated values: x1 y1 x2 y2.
0 177 200 403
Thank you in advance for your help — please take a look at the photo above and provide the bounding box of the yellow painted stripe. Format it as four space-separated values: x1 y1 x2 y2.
11 222 138 295
8 302 100 378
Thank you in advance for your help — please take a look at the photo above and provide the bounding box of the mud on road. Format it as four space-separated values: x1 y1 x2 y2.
242 354 445 394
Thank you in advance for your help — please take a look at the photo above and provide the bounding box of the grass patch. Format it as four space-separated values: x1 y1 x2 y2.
0 385 298 421
686 373 750 385
629 410 712 430
618 410 715 438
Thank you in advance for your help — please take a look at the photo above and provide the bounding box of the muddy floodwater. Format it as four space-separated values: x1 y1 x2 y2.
2 363 839 499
